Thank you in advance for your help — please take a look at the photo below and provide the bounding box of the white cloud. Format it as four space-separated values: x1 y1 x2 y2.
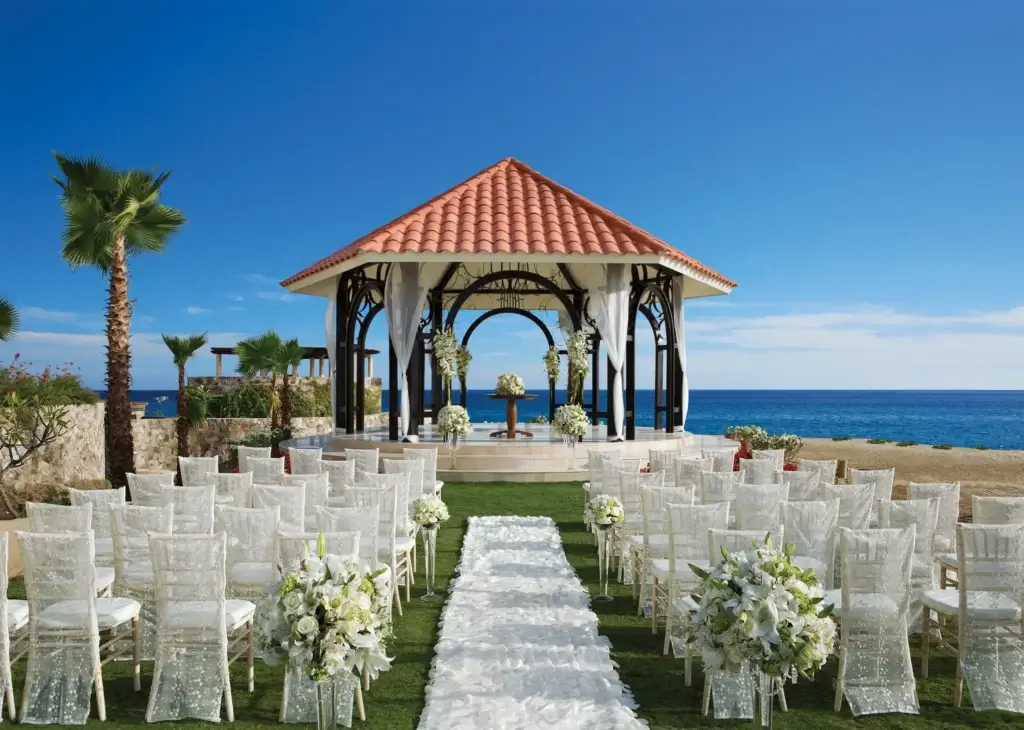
186 306 210 315
19 306 82 323
255 291 296 303
227 306 244 312
228 295 244 303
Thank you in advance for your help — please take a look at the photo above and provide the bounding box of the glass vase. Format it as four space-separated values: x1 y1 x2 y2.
756 671 775 729
447 434 462 469
562 434 576 469
594 526 613 603
316 679 336 730
421 524 441 602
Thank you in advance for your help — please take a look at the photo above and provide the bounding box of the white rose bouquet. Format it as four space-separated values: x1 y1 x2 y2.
255 536 394 682
565 329 590 401
686 535 836 681
584 493 625 528
495 372 526 396
413 495 450 528
432 328 459 384
552 403 589 438
437 404 471 438
543 346 560 384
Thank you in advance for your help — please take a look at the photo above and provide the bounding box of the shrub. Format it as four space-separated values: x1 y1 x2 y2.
0 355 98 405
223 427 293 471
866 438 893 444
932 444 954 450
726 425 802 462
897 440 918 447
292 380 332 418
975 445 990 451
832 436 852 441
530 414 548 424
365 385 382 415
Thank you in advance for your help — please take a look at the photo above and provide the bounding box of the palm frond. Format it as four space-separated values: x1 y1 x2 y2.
235 331 284 377
0 296 20 342
276 338 307 370
124 204 187 255
52 153 119 197
162 333 209 368
185 386 209 433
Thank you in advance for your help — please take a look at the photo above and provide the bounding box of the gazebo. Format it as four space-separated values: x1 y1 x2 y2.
280 158 735 442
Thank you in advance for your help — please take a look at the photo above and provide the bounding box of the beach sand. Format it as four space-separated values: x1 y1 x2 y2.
799 438 1024 519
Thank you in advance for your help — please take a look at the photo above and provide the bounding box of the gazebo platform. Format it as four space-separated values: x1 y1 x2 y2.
281 428 733 483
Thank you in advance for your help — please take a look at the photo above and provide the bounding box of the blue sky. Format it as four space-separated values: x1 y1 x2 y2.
1 0 1022 390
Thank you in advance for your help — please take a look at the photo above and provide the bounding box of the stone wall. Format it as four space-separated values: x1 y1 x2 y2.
0 403 106 497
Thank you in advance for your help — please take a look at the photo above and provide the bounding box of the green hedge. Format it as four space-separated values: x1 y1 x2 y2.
0 356 98 406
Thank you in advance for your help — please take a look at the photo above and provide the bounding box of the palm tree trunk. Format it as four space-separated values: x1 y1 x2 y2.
105 235 136 491
176 365 188 458
269 372 279 429
280 372 292 429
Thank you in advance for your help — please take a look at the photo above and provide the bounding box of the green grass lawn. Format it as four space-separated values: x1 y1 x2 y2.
8 482 1020 727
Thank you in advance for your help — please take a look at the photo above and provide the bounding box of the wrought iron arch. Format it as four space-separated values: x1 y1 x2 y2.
460 308 556 350
626 280 677 437
444 270 582 332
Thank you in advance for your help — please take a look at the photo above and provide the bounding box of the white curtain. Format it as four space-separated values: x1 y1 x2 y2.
384 263 432 440
587 264 629 441
671 277 690 431
324 287 337 431
556 309 575 343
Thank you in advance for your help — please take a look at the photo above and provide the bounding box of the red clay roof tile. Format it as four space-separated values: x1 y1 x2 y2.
281 158 735 288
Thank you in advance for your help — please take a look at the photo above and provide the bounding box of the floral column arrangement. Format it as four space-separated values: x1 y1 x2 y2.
433 328 471 464
552 329 591 462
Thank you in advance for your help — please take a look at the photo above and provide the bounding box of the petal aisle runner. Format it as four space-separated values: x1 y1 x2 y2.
418 516 648 730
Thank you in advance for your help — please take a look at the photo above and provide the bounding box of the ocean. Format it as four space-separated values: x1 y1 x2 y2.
119 389 1024 450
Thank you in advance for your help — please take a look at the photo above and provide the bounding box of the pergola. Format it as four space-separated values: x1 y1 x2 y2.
281 158 735 441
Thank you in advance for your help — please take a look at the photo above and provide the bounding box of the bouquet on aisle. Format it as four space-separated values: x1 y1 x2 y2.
255 536 393 682
686 534 836 681
437 404 472 439
495 372 526 396
413 495 450 528
584 493 625 529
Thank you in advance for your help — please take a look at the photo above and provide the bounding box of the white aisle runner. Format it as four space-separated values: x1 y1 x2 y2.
418 516 648 730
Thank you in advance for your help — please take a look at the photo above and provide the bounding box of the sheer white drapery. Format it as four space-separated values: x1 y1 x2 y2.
587 264 629 441
325 285 338 428
385 263 432 440
671 277 690 430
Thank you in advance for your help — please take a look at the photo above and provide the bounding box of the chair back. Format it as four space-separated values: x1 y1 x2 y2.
317 505 380 565
666 502 730 571
820 483 875 530
797 459 837 486
249 457 286 485
972 495 1024 525
110 504 174 589
699 471 740 506
178 456 218 486
235 445 271 474
879 498 940 558
148 533 227 633
344 448 379 477
19 531 97 619
648 449 678 475
850 468 895 501
26 503 93 534
707 529 766 565
673 457 704 488
587 450 622 492
838 526 915 621
781 470 819 501
69 487 125 539
956 523 1024 593
214 505 280 569
288 447 323 476
751 449 786 470
640 485 695 555
703 449 737 473
619 471 664 525
127 472 175 506
735 483 789 533
403 448 439 490
780 499 840 585
738 458 782 485
383 458 426 496
907 482 960 550
160 485 216 535
212 472 253 507
253 485 305 532
277 531 361 570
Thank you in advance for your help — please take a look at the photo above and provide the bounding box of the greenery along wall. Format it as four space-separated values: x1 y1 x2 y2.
185 380 382 419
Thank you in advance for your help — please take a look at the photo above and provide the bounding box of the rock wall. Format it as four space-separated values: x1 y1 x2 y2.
0 403 106 496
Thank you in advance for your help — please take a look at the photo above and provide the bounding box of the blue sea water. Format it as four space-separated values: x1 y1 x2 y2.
121 389 1024 450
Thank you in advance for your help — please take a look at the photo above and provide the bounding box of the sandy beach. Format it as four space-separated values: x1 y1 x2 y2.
799 437 1024 519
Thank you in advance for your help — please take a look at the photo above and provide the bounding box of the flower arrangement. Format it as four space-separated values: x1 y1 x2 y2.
495 372 526 397
455 345 472 384
412 495 450 528
565 330 590 403
432 328 459 387
436 404 472 439
584 493 625 528
552 403 589 439
686 534 836 681
543 346 560 385
726 424 803 462
255 536 393 683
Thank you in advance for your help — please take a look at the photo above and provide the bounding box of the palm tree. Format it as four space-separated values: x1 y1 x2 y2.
235 331 284 427
54 154 185 489
0 296 18 342
275 338 307 429
162 333 208 458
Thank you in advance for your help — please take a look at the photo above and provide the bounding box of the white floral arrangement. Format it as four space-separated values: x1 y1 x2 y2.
255 536 393 682
552 403 589 438
495 372 526 397
686 534 836 681
584 493 625 528
437 404 472 438
456 345 472 383
413 495 450 528
565 329 590 400
432 328 459 383
543 346 560 384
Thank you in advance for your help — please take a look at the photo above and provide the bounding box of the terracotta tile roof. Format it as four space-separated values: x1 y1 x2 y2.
281 158 735 289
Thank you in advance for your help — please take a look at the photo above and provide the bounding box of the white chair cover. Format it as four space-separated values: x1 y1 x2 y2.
734 483 789 534
277 531 360 569
249 457 286 486
213 472 254 507
879 498 940 629
698 472 740 525
404 447 441 494
737 458 782 485
751 449 785 470
216 505 280 600
127 472 175 506
317 505 381 569
703 449 736 473
235 446 271 474
820 483 875 530
160 485 216 535
781 470 819 501
383 458 426 498
907 482 960 551
253 485 305 533
648 449 678 476
344 448 379 477
26 502 92 533
971 495 1024 525
835 526 919 716
178 456 218 486
780 499 840 588
797 459 837 486
288 447 323 476
69 487 126 566
322 459 356 492
673 457 704 488
146 532 254 722
850 468 895 501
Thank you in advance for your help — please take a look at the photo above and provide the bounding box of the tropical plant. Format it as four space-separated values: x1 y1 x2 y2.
0 296 19 342
53 153 186 489
162 333 208 458
235 330 285 426
274 338 307 428
0 391 72 516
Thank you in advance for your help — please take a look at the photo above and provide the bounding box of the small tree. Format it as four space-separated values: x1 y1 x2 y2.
275 339 307 429
0 392 71 517
235 331 284 427
162 333 208 458
0 296 19 342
